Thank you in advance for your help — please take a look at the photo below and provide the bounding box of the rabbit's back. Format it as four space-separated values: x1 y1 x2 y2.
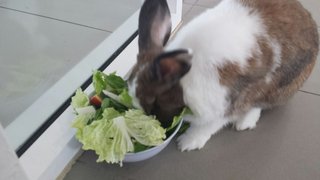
167 0 318 117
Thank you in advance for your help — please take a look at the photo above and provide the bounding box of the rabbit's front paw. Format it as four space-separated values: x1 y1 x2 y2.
235 118 257 131
177 129 210 151
235 108 261 131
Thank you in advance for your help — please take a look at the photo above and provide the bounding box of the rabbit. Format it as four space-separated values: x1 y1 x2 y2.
127 0 319 151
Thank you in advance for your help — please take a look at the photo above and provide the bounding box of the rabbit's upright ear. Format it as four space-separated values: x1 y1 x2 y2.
138 0 172 52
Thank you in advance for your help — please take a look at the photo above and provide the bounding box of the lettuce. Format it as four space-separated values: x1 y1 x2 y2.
104 73 126 94
125 110 166 146
94 70 133 108
71 89 96 139
103 90 133 108
71 72 189 166
101 107 121 120
73 108 133 166
71 89 89 109
71 106 166 166
93 71 126 95
72 113 94 140
119 89 133 108
166 107 192 132
81 116 134 166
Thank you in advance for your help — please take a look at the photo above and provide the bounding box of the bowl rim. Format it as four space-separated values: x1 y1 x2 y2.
126 118 184 155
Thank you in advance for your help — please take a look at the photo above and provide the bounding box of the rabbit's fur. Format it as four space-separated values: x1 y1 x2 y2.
128 0 319 151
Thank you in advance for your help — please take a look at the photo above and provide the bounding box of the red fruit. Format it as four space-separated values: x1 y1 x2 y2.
90 95 102 107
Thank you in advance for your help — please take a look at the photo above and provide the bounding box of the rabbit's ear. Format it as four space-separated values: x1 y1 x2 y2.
153 49 192 83
138 0 172 52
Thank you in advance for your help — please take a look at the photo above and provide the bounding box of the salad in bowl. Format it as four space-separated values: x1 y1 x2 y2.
71 71 189 166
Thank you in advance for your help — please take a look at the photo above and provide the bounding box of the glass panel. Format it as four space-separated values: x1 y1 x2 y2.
0 0 142 150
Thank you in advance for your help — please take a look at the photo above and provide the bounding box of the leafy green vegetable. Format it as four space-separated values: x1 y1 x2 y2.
166 111 183 132
71 71 192 166
178 122 190 135
125 110 166 146
104 72 126 94
101 107 121 120
71 103 166 165
166 107 191 132
92 71 106 95
93 71 126 95
119 89 133 108
81 116 134 166
133 142 150 152
93 70 132 109
101 97 128 112
70 89 96 138
92 109 103 123
72 113 95 140
71 89 89 109
74 106 96 115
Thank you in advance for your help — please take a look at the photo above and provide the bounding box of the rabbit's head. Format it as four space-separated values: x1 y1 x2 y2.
128 0 192 127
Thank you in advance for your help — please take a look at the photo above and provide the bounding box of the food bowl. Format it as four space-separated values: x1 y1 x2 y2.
72 72 188 165
123 119 183 162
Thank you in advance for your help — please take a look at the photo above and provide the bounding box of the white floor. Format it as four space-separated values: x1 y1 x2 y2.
0 0 141 127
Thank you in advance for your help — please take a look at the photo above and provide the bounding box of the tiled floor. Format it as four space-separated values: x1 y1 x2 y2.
63 0 319 179
0 0 141 127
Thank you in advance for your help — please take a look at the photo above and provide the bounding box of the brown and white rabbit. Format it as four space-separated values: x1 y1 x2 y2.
128 0 319 151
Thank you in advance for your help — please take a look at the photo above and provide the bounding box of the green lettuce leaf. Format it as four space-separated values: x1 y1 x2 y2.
71 89 89 109
133 141 150 153
92 70 106 95
81 115 134 166
178 122 190 135
119 89 133 108
72 113 94 140
101 97 128 112
71 108 96 140
105 72 126 94
125 110 166 146
71 89 96 139
73 108 167 166
93 71 126 95
101 107 121 120
166 107 191 132
166 113 183 133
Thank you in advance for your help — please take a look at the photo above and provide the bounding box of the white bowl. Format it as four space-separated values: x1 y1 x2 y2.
123 119 183 162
